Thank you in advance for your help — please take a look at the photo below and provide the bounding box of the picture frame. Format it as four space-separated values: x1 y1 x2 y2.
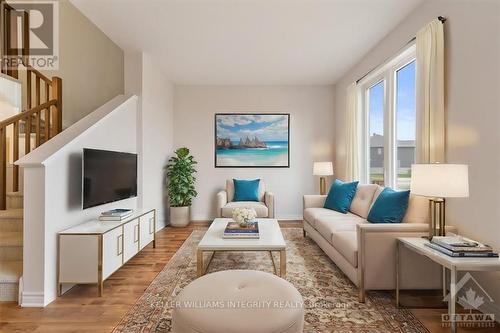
214 113 290 168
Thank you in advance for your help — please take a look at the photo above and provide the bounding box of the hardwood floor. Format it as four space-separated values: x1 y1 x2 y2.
0 222 498 333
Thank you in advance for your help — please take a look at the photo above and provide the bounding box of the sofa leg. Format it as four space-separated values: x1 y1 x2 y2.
358 288 365 303
303 229 306 237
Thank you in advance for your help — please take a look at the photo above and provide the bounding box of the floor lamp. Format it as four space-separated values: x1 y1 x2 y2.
410 164 469 239
313 162 333 195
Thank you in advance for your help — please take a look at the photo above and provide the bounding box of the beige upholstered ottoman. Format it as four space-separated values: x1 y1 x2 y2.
172 270 304 333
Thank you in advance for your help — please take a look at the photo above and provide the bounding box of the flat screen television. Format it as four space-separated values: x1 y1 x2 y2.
82 148 137 209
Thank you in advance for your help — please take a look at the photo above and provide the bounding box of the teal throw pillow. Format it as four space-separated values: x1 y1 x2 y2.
233 179 260 202
323 179 359 214
367 188 410 223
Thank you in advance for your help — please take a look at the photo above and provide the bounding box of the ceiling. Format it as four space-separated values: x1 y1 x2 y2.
70 0 424 85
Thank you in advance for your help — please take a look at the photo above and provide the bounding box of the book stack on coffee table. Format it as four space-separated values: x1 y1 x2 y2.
223 221 260 239
425 236 498 257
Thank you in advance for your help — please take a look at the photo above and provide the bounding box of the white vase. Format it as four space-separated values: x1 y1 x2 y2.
170 206 190 227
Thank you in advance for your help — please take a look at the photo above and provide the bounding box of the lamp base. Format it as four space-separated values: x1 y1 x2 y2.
319 177 326 195
429 198 446 239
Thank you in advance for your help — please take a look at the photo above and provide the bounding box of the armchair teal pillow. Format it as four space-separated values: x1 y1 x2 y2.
233 179 260 202
323 179 359 214
367 188 410 223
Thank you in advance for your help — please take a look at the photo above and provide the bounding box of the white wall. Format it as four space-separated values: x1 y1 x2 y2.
141 55 174 227
124 51 174 228
334 0 500 316
174 86 335 220
19 96 138 306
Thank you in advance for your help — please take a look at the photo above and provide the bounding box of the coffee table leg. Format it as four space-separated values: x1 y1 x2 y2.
269 251 278 275
197 250 204 277
280 250 286 277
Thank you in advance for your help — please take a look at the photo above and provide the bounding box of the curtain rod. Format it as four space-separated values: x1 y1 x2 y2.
355 16 446 84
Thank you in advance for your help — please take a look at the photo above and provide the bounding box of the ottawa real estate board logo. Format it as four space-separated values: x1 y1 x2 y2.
1 0 59 70
442 273 496 328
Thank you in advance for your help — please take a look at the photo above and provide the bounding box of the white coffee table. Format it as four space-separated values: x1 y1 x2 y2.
197 218 286 277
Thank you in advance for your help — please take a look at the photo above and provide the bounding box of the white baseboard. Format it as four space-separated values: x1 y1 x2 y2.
190 214 303 221
21 291 45 307
155 218 166 231
276 215 303 221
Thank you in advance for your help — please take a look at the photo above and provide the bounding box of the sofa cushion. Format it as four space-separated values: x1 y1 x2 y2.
221 201 268 218
332 232 358 267
349 184 378 218
303 208 336 227
315 214 364 244
324 179 359 213
403 194 430 223
226 179 266 202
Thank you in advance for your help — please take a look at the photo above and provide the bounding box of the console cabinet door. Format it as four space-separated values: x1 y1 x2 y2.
139 212 155 250
102 227 124 279
123 219 139 263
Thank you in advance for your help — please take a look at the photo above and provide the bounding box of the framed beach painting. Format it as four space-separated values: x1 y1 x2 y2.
215 113 290 168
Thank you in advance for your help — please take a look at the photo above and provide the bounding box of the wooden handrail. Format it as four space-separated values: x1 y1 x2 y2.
0 0 63 209
0 100 56 128
24 64 52 85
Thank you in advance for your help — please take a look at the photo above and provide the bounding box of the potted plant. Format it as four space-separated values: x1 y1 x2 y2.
166 147 197 227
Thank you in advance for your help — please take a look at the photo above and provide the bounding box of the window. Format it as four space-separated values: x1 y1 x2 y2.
368 81 385 186
360 44 416 189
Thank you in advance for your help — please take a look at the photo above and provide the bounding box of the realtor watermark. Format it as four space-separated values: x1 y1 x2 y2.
442 272 496 328
149 298 350 310
1 0 59 70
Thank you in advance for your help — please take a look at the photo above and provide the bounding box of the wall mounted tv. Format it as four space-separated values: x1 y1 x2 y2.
83 148 138 209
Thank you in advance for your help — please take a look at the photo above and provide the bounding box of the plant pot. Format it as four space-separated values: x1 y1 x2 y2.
170 206 190 227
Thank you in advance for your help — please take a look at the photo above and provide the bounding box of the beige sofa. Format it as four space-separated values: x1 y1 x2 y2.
303 184 444 302
216 179 275 218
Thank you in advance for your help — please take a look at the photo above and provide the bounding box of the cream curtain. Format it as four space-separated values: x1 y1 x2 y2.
344 82 360 181
416 18 445 163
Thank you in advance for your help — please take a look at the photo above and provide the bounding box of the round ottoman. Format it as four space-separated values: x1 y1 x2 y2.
172 270 304 333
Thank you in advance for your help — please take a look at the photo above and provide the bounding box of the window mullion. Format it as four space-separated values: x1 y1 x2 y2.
383 71 393 188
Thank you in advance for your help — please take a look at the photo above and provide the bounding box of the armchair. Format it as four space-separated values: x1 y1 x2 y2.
216 179 275 218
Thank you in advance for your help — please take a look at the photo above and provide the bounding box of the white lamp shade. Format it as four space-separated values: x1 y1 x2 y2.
410 164 469 198
313 162 334 176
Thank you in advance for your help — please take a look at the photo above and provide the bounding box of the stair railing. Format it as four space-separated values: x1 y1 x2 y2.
0 1 62 209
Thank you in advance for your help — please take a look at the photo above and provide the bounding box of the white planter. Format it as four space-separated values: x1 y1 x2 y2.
170 206 190 227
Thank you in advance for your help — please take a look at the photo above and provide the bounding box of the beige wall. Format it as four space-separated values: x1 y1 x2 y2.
334 0 500 315
174 85 335 220
45 0 124 127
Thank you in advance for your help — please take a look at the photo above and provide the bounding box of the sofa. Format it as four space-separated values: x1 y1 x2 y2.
303 184 445 302
216 179 275 218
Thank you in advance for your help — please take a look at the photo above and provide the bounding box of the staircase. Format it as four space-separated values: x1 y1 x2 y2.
0 193 22 301
0 1 62 302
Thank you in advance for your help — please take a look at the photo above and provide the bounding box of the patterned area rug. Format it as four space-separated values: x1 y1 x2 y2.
113 228 429 333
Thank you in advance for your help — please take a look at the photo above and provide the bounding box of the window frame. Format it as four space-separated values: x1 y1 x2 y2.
358 43 416 188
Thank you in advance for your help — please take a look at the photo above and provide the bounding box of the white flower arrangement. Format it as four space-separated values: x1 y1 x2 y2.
232 207 257 226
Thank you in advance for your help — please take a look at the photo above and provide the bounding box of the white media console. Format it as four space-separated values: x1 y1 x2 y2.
57 208 156 296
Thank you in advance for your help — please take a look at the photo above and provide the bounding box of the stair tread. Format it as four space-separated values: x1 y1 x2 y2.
6 192 23 198
0 261 22 283
0 209 23 219
0 232 22 246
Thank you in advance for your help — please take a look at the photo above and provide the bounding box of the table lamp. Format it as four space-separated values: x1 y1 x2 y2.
313 162 333 195
410 164 469 239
